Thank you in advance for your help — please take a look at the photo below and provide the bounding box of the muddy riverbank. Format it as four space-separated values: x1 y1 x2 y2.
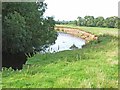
55 26 98 43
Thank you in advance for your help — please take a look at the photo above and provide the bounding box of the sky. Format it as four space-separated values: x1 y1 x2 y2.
44 0 119 21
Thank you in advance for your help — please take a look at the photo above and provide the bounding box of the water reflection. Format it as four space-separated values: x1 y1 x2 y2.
45 32 85 53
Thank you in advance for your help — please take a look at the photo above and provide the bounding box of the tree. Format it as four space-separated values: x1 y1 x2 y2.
77 17 81 26
3 11 28 53
118 18 120 29
114 17 118 28
95 16 104 27
105 16 118 28
74 20 78 26
67 20 77 25
77 17 84 26
2 2 57 69
84 16 95 27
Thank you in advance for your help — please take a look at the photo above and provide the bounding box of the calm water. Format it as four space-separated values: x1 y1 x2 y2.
45 32 85 53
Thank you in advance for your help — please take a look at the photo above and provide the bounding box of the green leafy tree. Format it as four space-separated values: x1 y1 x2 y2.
84 16 95 27
3 11 29 53
74 20 78 26
2 2 57 69
2 2 57 54
95 16 104 27
118 18 120 29
77 17 84 26
105 16 118 28
114 17 118 28
68 20 77 25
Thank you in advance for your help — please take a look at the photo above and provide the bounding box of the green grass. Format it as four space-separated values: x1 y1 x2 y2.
0 72 2 89
2 26 118 88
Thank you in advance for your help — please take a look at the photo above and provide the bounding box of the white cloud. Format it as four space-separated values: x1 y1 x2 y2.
44 0 119 21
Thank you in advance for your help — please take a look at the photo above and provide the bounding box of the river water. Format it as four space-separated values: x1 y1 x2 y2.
45 32 85 53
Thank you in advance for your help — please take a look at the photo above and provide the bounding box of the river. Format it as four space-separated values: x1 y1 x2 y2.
45 32 85 53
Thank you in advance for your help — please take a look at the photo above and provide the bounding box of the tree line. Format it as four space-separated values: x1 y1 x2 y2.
56 16 118 28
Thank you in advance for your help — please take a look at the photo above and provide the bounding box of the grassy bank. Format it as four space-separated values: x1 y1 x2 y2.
2 26 118 88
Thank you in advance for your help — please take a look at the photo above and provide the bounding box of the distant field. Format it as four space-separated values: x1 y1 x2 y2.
2 25 118 88
56 24 118 36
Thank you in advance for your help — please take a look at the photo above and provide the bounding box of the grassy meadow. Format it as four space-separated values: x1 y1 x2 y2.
2 25 118 88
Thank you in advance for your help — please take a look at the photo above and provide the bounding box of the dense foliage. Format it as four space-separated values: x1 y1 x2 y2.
2 2 57 54
56 16 118 28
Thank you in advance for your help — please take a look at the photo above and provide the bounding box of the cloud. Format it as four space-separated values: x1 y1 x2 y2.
44 0 119 21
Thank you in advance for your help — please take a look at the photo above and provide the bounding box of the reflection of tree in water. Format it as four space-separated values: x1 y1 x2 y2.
70 44 78 50
58 45 59 51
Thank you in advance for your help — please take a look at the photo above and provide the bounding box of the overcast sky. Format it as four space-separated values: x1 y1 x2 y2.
44 0 119 21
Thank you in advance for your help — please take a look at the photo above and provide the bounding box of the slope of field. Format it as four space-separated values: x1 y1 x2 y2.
56 24 118 36
2 25 118 88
